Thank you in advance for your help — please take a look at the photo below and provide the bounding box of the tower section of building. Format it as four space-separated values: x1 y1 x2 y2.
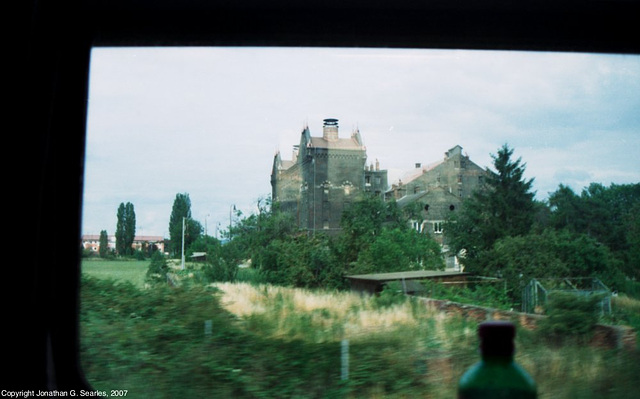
271 118 387 233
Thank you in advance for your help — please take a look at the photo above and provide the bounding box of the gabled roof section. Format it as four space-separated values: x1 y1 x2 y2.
395 185 459 206
309 136 365 150
397 159 443 185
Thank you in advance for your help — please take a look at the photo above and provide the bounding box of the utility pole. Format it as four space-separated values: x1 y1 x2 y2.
229 204 235 241
181 217 185 270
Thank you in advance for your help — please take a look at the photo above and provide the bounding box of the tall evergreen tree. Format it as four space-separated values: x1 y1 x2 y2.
124 202 136 254
169 193 201 256
447 144 536 271
115 203 126 255
115 202 136 256
99 230 109 258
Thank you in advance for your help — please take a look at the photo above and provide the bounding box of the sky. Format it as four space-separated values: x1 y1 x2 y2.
82 47 640 238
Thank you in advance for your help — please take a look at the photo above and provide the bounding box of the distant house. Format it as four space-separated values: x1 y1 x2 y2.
81 235 165 254
385 145 491 269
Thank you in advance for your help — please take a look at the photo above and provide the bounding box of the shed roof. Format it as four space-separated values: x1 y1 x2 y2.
346 270 469 282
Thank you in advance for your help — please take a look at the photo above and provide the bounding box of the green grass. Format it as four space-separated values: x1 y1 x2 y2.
82 259 150 288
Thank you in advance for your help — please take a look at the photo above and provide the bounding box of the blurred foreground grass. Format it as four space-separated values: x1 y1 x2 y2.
80 269 640 398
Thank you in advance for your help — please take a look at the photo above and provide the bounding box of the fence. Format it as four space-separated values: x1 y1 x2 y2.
417 296 636 350
522 277 612 314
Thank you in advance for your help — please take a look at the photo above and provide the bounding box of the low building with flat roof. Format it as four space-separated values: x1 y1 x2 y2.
346 270 470 295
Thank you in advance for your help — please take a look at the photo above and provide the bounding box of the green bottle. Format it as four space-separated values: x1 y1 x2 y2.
458 321 537 399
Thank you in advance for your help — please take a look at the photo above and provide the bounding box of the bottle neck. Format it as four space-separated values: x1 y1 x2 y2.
481 353 514 364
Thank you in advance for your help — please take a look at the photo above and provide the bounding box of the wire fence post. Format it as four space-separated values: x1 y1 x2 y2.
204 320 212 337
341 339 349 381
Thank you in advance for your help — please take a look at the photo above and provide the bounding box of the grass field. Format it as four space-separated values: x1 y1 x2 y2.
82 259 150 287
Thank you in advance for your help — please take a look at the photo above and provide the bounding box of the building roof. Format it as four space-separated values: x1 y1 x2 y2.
395 159 443 186
346 270 469 282
309 136 364 150
395 185 459 206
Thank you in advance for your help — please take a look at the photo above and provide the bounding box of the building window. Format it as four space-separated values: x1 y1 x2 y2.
433 221 443 234
412 221 420 232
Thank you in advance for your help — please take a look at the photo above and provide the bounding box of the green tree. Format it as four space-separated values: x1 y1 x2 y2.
115 203 126 255
203 238 241 282
215 198 346 289
548 184 584 231
549 182 640 279
145 250 170 285
337 195 403 265
98 230 109 258
352 228 444 275
482 228 624 302
447 144 536 272
256 233 339 288
168 193 201 257
482 230 570 301
115 202 136 256
626 202 640 279
124 202 136 254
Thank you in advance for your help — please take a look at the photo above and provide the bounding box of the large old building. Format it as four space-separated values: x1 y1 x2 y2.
271 118 387 233
270 122 489 270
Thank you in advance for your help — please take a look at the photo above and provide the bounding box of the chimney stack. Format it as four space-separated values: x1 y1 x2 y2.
323 118 339 142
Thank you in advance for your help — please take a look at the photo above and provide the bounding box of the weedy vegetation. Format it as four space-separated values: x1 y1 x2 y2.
80 265 640 399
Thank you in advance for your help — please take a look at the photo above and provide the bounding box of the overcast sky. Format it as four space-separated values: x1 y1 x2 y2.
82 47 640 238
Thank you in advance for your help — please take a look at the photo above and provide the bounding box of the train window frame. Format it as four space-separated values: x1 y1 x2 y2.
22 0 640 392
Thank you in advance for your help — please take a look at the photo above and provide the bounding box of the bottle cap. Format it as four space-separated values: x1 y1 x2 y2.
478 321 515 356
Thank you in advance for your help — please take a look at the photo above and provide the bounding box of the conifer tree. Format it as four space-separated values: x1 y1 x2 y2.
447 144 536 271
168 193 202 256
115 202 136 256
115 203 126 255
99 230 109 258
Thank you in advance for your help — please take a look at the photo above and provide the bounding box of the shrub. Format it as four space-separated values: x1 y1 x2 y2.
372 284 409 309
145 251 169 284
537 291 603 344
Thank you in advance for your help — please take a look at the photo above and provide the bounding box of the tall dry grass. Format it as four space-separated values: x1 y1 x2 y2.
211 282 467 346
